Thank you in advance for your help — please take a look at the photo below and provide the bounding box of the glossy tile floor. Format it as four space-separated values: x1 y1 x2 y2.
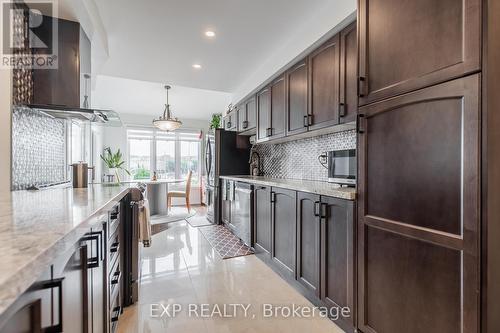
117 214 344 333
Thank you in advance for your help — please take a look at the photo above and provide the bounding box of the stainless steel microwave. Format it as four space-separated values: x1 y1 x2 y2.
327 149 356 185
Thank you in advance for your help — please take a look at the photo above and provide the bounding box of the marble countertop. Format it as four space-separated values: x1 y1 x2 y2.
219 176 356 200
95 179 185 185
0 184 136 316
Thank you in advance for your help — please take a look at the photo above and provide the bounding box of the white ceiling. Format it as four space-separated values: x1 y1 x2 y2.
92 75 232 120
93 0 355 93
59 0 356 119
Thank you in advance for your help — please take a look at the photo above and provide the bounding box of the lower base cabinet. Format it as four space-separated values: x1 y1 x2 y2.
297 194 355 333
296 192 321 297
271 188 297 279
254 186 355 332
0 203 126 333
254 186 272 255
320 196 355 332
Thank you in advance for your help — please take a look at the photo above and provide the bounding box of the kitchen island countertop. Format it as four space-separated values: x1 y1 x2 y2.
0 183 137 317
219 176 356 200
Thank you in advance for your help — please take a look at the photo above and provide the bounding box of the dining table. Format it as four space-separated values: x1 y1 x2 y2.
117 178 185 216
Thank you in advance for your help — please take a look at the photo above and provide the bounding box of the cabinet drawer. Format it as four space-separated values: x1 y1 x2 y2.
108 214 120 239
109 291 121 333
109 259 121 302
108 229 120 270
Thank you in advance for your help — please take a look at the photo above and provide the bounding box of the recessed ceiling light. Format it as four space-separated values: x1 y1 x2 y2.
205 30 216 38
192 64 202 69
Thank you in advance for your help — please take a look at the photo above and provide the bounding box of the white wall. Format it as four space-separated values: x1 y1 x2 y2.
232 6 357 102
0 69 11 192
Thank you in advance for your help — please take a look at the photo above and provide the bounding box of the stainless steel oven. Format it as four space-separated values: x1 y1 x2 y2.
327 149 356 186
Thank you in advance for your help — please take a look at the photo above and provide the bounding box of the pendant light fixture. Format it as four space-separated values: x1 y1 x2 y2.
153 85 182 131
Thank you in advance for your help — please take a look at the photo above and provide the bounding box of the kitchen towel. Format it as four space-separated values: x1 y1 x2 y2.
139 199 152 247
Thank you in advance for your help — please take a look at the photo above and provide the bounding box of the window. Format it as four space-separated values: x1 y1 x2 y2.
180 140 199 184
156 140 175 179
127 129 153 179
126 127 202 183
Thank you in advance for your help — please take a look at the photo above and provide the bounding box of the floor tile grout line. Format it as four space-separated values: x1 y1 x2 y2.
178 220 212 332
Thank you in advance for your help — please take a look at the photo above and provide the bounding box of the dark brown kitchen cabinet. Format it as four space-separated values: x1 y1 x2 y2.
31 16 91 109
238 97 256 134
269 76 286 140
357 75 480 333
223 110 237 131
51 239 90 333
296 192 320 297
320 196 355 333
90 224 105 333
271 187 296 278
308 34 341 131
358 0 481 105
257 87 271 141
286 58 309 136
254 186 271 256
0 268 53 332
339 22 357 123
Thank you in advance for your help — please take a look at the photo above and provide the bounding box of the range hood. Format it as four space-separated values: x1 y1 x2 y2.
28 104 123 127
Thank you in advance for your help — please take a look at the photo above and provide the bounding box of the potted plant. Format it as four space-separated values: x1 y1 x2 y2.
210 113 222 130
100 147 131 183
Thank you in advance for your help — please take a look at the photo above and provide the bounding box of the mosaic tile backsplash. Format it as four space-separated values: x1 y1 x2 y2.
12 106 67 190
254 130 356 181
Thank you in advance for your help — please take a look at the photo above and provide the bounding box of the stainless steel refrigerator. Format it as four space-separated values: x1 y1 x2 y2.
205 129 250 224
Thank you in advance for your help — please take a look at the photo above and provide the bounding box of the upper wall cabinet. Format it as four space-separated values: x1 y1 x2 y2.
339 22 358 123
257 86 271 141
32 16 91 109
223 109 238 131
286 58 309 136
308 34 341 131
358 0 481 105
238 96 256 134
269 75 286 140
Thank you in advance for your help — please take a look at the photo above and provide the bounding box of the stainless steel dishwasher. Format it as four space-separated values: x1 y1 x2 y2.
229 182 253 247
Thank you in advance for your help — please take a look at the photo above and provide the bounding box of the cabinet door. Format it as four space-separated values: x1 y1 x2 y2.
254 186 271 255
286 59 309 136
223 114 231 131
309 34 340 131
339 22 357 123
0 268 53 333
245 97 257 130
269 76 286 139
52 241 90 333
357 75 480 333
271 188 296 278
90 225 105 333
296 192 320 297
320 196 355 332
257 87 271 141
358 0 481 105
229 111 238 131
237 104 247 132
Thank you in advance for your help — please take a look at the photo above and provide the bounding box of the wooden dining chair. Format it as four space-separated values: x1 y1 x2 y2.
167 170 193 212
